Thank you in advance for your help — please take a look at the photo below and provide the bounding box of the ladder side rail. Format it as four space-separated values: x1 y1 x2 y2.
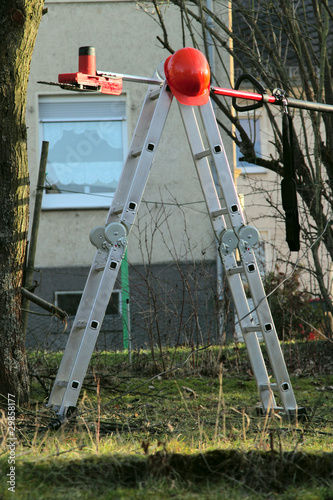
199 100 298 412
56 245 126 416
222 253 278 410
198 102 246 231
176 103 227 234
48 81 164 410
47 249 108 410
49 83 174 417
240 249 298 410
119 83 174 229
107 82 164 222
178 103 278 411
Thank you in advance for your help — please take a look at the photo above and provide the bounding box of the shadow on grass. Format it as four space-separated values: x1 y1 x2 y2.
19 449 333 494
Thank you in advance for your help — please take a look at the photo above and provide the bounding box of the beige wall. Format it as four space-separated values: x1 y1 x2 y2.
27 0 232 267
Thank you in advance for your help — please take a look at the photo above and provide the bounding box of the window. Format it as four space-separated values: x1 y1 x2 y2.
39 95 127 209
55 290 121 316
236 116 266 174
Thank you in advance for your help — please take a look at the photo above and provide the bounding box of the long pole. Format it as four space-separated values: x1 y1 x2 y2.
210 86 333 113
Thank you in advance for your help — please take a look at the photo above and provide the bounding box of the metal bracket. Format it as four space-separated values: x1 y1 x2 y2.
273 88 289 113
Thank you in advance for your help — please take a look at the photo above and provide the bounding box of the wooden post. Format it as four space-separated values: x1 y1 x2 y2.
22 141 49 334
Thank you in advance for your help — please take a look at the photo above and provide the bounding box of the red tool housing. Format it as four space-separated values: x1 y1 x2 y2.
58 46 123 95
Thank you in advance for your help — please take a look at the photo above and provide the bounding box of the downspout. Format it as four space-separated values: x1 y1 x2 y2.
206 0 224 340
121 248 130 352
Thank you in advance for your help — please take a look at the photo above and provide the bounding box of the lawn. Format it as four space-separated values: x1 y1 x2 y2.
0 341 333 499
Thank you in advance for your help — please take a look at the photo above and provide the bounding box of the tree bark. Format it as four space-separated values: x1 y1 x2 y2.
0 1 44 404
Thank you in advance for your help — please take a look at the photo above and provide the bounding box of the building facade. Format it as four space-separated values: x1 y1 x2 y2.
25 1 283 350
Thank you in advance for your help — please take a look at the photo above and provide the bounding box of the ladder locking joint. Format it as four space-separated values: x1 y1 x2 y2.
220 229 238 256
238 225 260 250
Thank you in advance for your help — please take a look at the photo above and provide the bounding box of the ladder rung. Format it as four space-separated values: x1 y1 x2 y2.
57 381 68 388
243 325 261 333
259 383 278 392
149 88 161 100
195 149 210 160
75 320 88 329
211 208 228 218
112 207 124 215
227 265 244 275
94 264 105 271
131 149 142 158
94 261 106 271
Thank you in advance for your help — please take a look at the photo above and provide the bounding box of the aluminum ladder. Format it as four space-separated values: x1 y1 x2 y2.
47 72 302 423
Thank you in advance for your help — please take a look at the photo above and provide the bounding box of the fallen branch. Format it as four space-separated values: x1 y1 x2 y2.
21 287 68 322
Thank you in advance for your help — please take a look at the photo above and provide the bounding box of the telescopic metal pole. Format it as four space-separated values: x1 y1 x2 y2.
211 86 333 113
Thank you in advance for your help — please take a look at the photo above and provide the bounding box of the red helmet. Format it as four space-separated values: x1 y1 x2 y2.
164 48 210 106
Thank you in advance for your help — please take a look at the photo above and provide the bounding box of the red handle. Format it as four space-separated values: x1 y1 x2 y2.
211 86 276 104
78 46 96 75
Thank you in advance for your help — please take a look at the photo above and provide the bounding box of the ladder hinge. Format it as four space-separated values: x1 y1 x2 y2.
195 149 210 160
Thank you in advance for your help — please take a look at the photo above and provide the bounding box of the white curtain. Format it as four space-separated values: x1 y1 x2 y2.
47 161 123 186
44 121 123 186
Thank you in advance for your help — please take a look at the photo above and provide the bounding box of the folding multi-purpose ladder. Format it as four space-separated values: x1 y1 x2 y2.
47 58 303 423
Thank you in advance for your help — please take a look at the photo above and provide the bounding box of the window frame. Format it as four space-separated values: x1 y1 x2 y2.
38 93 128 210
54 289 122 317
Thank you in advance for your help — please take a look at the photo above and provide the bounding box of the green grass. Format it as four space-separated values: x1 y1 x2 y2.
1 342 333 499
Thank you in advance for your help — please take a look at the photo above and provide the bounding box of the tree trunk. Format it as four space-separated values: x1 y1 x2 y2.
0 1 44 404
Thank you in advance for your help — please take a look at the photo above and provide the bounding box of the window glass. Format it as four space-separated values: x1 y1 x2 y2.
236 116 266 174
39 96 127 209
55 290 121 316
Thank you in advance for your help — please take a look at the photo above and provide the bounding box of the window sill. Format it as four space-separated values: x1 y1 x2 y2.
42 193 114 210
238 166 267 175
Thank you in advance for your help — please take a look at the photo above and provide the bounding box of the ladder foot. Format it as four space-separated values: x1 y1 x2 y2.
255 405 308 422
255 406 283 418
287 407 308 423
48 417 65 431
48 406 78 430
